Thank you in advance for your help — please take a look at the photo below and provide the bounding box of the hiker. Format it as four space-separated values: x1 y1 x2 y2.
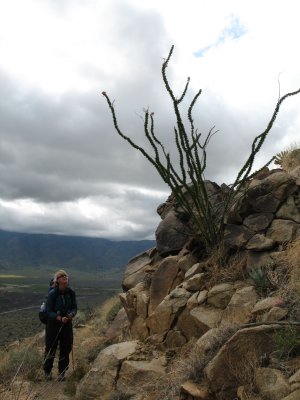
43 269 77 381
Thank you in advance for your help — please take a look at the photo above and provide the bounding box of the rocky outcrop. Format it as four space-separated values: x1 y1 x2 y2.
80 166 300 400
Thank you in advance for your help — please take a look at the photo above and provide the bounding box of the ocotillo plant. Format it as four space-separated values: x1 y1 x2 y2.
102 46 300 253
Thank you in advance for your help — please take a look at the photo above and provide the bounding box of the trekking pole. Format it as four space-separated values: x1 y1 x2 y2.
71 347 75 372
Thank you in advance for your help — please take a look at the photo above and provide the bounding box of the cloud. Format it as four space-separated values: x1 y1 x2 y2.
194 16 247 58
0 0 300 240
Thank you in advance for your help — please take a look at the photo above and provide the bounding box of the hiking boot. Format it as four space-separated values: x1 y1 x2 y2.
45 372 52 381
57 373 65 382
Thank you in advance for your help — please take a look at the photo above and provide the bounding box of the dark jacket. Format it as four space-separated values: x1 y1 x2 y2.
46 287 77 322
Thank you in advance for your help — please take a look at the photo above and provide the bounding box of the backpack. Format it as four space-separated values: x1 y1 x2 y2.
38 279 57 324
39 301 48 324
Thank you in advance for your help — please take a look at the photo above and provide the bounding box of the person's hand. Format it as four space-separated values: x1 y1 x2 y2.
62 316 69 324
56 315 62 322
66 314 73 320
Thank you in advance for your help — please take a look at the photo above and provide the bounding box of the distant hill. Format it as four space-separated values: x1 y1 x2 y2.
0 229 155 271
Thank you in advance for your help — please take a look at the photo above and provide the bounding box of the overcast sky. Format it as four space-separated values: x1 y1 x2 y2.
0 0 299 240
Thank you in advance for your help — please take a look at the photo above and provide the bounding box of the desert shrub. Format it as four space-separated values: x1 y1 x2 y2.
103 45 300 254
248 266 272 296
106 299 122 322
0 346 42 383
85 342 107 363
273 326 300 360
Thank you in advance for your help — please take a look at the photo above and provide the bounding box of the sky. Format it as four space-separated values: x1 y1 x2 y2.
0 0 300 240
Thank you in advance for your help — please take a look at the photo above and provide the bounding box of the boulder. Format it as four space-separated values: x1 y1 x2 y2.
106 308 129 342
149 255 180 314
224 224 254 249
176 307 205 340
266 219 298 243
243 213 274 232
186 291 200 309
290 166 300 185
180 381 210 399
262 171 296 201
157 194 174 219
277 196 300 223
147 288 191 334
190 306 222 334
136 290 150 319
198 290 209 305
183 273 207 292
117 357 166 396
246 234 276 251
76 341 139 400
261 306 288 322
130 316 149 340
186 290 208 310
252 193 281 213
255 367 290 400
282 390 300 400
155 210 189 255
185 262 205 279
223 286 258 324
178 253 199 273
207 283 235 309
251 297 281 314
122 249 156 290
120 282 146 324
205 325 280 398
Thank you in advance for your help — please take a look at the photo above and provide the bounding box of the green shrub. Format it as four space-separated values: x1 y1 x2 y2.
106 300 122 322
248 266 271 296
273 326 300 360
85 342 107 363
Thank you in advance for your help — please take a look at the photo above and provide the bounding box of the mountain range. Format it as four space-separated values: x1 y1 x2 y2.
0 229 155 271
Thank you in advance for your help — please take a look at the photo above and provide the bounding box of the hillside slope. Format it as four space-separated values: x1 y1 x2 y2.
0 230 155 271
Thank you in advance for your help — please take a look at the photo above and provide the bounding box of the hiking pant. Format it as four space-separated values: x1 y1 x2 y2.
44 321 73 375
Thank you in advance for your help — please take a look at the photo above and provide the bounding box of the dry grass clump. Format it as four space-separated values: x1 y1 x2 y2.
285 237 300 286
281 148 300 172
205 248 247 288
225 348 260 399
93 295 122 323
274 144 300 171
280 237 300 316
106 299 122 322
73 310 88 327
0 345 43 384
